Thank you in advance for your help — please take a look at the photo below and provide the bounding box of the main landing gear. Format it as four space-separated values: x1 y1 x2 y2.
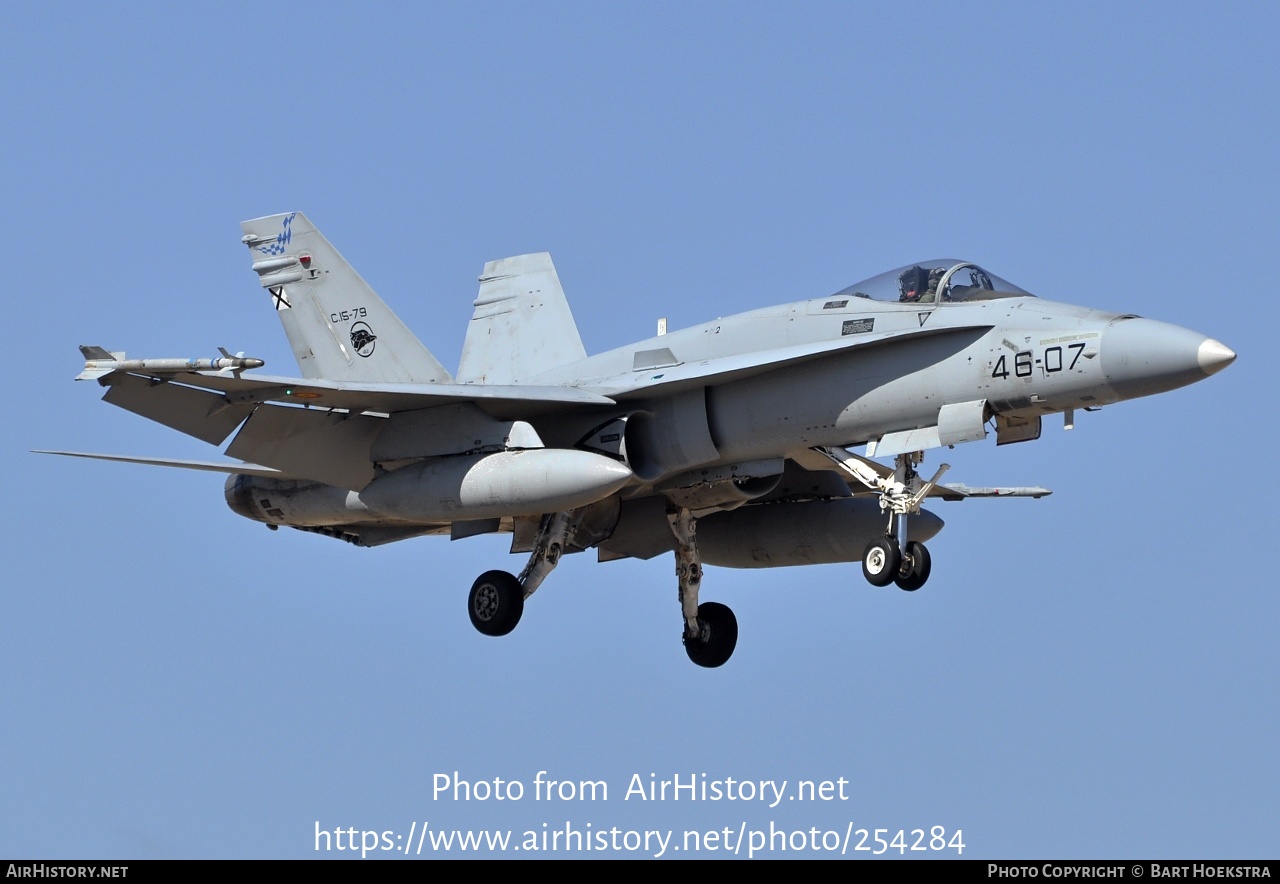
467 510 580 638
668 507 737 668
463 504 739 668
820 447 946 593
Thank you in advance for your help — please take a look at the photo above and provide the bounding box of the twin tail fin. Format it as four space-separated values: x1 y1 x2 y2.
240 212 453 384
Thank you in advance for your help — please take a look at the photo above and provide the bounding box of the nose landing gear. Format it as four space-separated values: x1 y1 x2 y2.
823 447 946 593
894 540 931 591
861 536 901 586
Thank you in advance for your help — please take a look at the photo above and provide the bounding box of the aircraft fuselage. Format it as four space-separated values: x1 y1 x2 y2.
57 220 1236 668
533 291 1229 473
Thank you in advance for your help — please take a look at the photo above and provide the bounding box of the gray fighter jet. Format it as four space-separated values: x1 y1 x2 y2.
43 212 1236 667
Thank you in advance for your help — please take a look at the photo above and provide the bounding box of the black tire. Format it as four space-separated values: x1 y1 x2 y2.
862 536 901 587
468 570 524 636
683 602 738 668
895 541 931 592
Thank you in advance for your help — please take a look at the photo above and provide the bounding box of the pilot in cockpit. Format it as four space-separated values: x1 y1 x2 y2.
899 266 946 303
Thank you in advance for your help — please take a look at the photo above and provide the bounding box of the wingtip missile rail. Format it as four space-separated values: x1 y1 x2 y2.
76 345 265 381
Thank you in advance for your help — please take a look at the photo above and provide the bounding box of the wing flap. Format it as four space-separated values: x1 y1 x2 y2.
225 405 385 491
102 373 256 445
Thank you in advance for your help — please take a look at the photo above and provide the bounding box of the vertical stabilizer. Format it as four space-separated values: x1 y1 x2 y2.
240 212 453 383
456 253 587 384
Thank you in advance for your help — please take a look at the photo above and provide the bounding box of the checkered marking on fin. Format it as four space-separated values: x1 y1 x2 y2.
254 212 296 256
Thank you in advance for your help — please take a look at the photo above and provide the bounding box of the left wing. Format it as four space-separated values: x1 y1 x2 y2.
72 345 620 493
79 353 615 416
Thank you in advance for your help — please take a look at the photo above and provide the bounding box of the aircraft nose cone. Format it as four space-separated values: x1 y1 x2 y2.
1102 317 1234 400
1197 338 1236 376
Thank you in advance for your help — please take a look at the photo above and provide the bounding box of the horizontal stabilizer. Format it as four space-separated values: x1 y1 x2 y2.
32 450 305 479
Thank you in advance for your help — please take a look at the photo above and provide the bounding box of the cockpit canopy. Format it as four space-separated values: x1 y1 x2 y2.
831 260 1032 304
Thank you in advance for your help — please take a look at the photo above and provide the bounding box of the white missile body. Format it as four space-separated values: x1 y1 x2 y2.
76 345 264 381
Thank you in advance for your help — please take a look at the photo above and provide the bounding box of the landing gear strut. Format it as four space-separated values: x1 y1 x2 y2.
466 510 581 637
822 447 947 592
668 507 737 667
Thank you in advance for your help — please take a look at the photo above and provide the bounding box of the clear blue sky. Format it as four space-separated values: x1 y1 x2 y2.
3 2 1275 859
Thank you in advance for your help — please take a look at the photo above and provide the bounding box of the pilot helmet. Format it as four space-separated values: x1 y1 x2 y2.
898 265 929 301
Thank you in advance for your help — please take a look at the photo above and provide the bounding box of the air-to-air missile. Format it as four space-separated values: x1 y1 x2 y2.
75 345 264 381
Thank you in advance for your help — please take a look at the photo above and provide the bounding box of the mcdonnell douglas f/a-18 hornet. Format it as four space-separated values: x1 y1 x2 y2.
44 213 1235 667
